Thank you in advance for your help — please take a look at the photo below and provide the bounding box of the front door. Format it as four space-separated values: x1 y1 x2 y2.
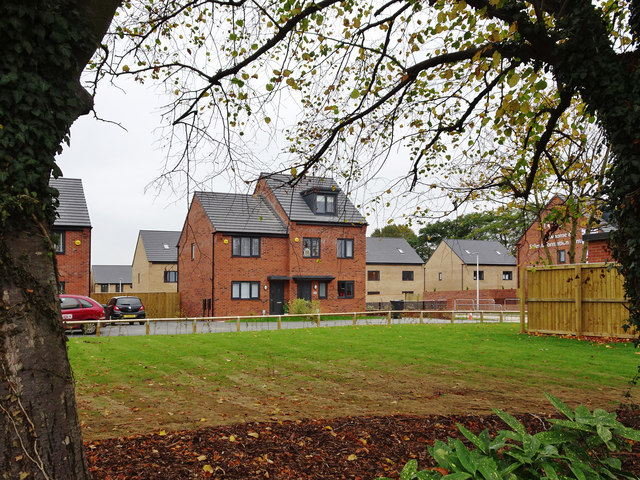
297 281 312 301
269 281 285 315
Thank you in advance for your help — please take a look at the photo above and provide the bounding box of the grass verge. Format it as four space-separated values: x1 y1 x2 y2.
68 323 639 440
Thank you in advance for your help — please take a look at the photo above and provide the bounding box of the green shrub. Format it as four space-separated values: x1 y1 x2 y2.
377 393 640 480
286 298 321 315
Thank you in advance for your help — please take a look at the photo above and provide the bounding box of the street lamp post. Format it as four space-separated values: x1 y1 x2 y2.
471 252 479 310
119 277 122 293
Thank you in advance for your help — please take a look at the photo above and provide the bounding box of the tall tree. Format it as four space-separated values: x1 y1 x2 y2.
3 1 640 478
1 2 120 478
414 208 528 261
370 224 417 242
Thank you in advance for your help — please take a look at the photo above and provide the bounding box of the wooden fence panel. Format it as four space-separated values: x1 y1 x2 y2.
91 292 181 319
525 264 631 338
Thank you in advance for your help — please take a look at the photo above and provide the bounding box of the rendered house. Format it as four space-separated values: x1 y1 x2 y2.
516 195 588 266
132 230 180 292
92 265 134 293
178 173 367 317
423 239 517 308
50 177 92 295
365 237 425 303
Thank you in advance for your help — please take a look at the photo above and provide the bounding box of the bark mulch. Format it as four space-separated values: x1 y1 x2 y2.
85 410 640 479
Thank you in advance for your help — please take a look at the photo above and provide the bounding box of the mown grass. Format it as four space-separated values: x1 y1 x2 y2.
67 323 640 439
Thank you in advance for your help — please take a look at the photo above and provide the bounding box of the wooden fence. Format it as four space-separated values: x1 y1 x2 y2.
90 292 181 319
524 263 632 338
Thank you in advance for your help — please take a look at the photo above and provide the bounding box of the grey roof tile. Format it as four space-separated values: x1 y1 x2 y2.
261 173 366 225
195 191 288 235
366 237 424 264
50 177 91 227
443 239 516 265
139 230 181 262
92 265 132 284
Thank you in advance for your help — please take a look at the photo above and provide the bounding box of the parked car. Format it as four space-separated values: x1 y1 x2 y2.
59 294 104 335
105 296 146 324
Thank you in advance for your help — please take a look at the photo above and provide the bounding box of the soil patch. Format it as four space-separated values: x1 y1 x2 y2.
85 410 640 479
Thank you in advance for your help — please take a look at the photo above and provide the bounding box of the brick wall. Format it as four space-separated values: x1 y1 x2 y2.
516 196 587 267
56 227 91 296
178 196 215 317
422 288 518 310
586 239 613 263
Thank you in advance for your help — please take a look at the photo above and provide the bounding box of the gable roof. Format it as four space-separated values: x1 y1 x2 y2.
139 230 181 262
92 265 132 284
366 237 424 265
49 177 91 227
260 173 366 225
443 239 516 266
195 191 288 235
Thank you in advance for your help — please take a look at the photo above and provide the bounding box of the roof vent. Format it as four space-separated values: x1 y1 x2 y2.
496 250 502 255
397 248 404 254
464 249 471 254
163 243 170 249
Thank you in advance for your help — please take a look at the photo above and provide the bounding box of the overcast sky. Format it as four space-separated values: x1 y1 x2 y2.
55 81 410 266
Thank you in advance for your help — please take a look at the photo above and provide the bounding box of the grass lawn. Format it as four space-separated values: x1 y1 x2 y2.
68 323 640 440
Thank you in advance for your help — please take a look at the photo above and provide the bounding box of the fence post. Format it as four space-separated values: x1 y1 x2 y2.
574 264 583 337
146 320 150 336
419 311 424 325
316 314 321 328
96 321 101 337
480 311 484 323
519 266 526 334
193 318 197 334
450 311 454 324
236 317 240 332
387 311 391 326
277 315 282 330
499 311 504 323
352 312 357 326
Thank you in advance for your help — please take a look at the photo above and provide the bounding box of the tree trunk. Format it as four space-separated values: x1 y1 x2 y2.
0 221 89 479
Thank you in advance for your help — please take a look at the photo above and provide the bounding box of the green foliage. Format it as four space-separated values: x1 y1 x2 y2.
0 1 89 231
377 393 640 480
371 224 418 243
286 298 320 315
414 208 531 261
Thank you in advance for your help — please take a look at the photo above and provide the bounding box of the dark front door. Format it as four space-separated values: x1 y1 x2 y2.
269 281 285 315
297 281 312 301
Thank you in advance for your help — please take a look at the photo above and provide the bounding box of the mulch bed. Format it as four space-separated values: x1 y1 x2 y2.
85 410 640 479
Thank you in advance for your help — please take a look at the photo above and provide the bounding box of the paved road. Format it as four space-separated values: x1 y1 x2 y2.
67 313 521 337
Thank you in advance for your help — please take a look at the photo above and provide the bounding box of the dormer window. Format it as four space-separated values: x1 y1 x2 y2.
302 188 338 215
316 193 336 214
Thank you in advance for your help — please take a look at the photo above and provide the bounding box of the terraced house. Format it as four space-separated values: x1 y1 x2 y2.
50 177 92 295
178 173 367 317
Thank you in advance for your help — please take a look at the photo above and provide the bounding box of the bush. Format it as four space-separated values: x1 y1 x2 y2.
377 393 640 480
286 298 320 315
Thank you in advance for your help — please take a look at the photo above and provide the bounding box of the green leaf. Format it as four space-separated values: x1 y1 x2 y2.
545 393 575 420
494 409 526 437
597 425 613 444
400 459 418 480
350 88 360 99
458 425 490 454
453 439 475 474
441 473 472 480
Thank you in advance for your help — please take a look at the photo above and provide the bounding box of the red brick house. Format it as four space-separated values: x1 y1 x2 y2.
583 214 616 263
178 173 367 317
516 195 588 267
50 177 92 295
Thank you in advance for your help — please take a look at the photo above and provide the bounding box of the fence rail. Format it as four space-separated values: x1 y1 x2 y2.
64 308 522 337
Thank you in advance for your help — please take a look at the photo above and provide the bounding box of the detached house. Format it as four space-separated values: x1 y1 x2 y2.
50 177 92 295
366 237 425 303
132 230 180 292
178 173 367 317
92 265 133 293
423 239 517 308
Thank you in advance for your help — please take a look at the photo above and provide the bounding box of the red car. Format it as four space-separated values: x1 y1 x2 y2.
59 294 105 335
